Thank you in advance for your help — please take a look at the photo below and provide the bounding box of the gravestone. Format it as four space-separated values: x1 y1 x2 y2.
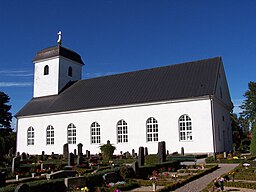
21 152 27 161
51 152 55 159
16 152 20 157
138 146 144 167
132 161 139 177
167 150 169 156
158 141 166 163
77 143 83 155
132 149 135 157
181 147 185 156
86 150 90 158
125 152 130 159
14 183 30 192
77 155 83 165
41 151 45 161
144 147 148 156
74 149 77 156
68 153 75 166
102 172 121 184
0 171 6 187
12 156 20 174
224 152 227 158
63 143 69 159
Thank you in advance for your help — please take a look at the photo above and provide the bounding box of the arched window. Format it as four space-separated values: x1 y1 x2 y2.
117 120 128 143
146 117 158 142
179 115 192 141
27 126 34 145
44 65 49 75
46 125 54 145
67 123 76 144
68 66 72 77
91 122 101 144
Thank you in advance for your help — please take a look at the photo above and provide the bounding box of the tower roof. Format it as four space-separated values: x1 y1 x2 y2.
33 45 84 65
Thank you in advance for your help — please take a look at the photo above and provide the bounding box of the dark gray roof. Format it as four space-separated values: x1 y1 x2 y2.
16 57 222 117
33 45 84 65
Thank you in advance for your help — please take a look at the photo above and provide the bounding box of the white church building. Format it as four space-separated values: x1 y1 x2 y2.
15 43 233 155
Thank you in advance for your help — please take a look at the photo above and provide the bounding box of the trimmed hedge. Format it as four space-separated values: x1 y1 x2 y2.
225 181 256 190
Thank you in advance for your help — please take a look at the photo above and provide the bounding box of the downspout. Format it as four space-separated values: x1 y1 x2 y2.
210 96 217 155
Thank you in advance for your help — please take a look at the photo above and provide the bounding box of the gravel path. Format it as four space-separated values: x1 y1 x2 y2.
174 164 239 192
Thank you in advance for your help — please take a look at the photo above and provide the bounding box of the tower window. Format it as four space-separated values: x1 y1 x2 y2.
44 65 49 75
68 67 72 77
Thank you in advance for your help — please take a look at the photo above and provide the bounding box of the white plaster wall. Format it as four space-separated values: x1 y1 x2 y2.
17 99 215 155
33 58 59 97
33 57 82 98
212 99 233 152
58 57 82 92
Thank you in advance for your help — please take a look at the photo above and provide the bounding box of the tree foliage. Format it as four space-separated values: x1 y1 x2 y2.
231 113 250 151
100 140 116 160
240 81 256 127
0 91 12 129
250 123 256 154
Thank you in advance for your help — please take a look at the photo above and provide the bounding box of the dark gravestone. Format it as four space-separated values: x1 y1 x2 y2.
132 161 139 178
77 143 83 156
167 150 169 156
15 183 30 192
74 149 77 156
144 147 148 156
68 153 75 166
125 152 130 159
16 152 20 157
107 140 110 145
77 155 83 165
86 150 90 158
12 157 20 174
21 152 26 161
102 172 121 184
0 172 6 187
41 151 45 161
158 141 166 163
181 147 185 156
63 143 69 159
132 149 135 157
138 147 144 167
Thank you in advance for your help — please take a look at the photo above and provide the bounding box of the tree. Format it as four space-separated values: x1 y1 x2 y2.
250 123 256 154
100 140 116 160
240 81 256 127
0 91 12 129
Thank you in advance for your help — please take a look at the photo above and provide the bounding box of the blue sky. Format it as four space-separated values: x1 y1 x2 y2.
1 0 255 128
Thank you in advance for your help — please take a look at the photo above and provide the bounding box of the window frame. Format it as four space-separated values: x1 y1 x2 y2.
146 117 158 142
179 114 193 141
91 122 101 144
46 125 54 145
116 120 128 143
27 126 34 145
44 65 49 75
67 123 76 144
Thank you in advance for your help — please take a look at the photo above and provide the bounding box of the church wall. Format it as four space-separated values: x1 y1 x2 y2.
33 58 59 97
16 98 215 155
212 98 233 153
58 57 82 92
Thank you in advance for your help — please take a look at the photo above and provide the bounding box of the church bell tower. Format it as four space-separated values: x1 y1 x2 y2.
33 32 84 98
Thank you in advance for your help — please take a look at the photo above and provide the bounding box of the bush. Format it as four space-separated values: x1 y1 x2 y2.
120 165 135 179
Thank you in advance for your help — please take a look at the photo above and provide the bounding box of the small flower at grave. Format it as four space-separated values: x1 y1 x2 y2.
233 156 239 159
113 189 122 192
81 186 89 192
171 174 178 181
164 172 169 177
243 163 250 168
